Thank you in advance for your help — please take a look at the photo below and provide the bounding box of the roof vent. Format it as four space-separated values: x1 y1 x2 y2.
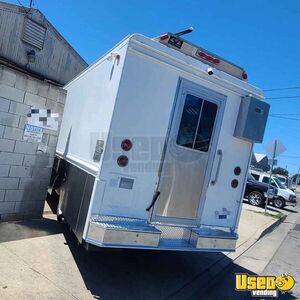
22 18 46 50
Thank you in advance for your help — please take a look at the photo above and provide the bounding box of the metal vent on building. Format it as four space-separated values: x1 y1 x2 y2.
22 18 46 50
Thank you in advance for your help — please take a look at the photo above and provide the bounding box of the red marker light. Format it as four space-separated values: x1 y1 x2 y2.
206 55 214 62
159 34 169 41
196 50 220 65
231 179 239 188
198 51 206 58
117 155 129 167
234 166 241 176
121 139 133 151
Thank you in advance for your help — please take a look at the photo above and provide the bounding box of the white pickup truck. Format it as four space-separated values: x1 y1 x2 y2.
250 170 297 208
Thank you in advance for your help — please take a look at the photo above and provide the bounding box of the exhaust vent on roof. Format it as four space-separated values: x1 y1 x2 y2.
22 18 46 50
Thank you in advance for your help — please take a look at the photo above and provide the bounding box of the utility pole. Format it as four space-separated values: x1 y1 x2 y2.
265 139 277 214
264 138 286 213
296 166 300 192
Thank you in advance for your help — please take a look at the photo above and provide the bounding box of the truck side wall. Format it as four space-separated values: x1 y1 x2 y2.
56 41 129 175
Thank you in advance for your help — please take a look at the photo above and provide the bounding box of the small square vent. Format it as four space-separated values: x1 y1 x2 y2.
22 18 46 50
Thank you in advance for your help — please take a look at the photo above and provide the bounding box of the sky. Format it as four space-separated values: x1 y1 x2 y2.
7 0 300 174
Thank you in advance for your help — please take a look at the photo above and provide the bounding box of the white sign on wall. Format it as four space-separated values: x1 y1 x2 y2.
23 124 43 143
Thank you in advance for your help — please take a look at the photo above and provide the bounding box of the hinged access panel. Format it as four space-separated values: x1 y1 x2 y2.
234 96 270 143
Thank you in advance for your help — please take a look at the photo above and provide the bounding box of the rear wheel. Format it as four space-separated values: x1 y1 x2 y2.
248 191 264 207
273 197 285 209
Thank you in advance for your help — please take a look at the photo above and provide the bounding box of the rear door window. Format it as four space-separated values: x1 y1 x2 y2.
177 94 218 152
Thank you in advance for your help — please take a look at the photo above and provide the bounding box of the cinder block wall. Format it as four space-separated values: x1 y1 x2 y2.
0 65 66 221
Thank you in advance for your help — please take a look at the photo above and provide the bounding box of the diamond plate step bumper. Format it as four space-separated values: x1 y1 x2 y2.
87 217 161 247
190 228 238 250
86 215 238 251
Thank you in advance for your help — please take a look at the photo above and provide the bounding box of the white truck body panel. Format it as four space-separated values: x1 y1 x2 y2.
57 39 129 175
56 34 266 252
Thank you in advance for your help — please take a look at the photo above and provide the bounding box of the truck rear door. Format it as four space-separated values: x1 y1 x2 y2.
151 78 226 225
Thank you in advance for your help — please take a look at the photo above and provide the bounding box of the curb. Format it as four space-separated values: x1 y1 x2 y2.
257 214 287 239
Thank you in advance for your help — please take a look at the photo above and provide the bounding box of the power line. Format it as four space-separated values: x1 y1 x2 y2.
17 0 26 8
281 155 300 159
29 0 38 8
16 0 30 13
266 95 300 100
263 86 300 92
271 113 300 116
269 115 300 121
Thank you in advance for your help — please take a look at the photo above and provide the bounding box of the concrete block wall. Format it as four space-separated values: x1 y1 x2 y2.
0 65 66 221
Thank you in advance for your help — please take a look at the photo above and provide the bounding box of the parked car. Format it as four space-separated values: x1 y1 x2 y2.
244 174 278 207
250 170 297 208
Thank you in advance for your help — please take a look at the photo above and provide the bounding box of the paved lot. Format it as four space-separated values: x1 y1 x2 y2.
0 201 296 300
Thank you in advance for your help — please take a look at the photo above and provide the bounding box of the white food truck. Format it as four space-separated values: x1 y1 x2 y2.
52 30 269 252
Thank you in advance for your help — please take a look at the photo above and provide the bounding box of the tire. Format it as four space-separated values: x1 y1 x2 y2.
248 191 264 207
273 197 285 209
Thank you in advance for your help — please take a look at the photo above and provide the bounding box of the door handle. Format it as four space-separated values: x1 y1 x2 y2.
211 149 223 185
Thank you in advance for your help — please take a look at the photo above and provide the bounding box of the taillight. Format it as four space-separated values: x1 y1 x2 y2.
231 179 239 188
234 166 241 176
121 139 133 151
117 155 128 167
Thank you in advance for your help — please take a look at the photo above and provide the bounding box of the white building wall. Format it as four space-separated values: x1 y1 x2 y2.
0 64 66 221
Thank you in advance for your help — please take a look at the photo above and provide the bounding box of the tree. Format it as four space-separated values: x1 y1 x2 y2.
273 167 288 177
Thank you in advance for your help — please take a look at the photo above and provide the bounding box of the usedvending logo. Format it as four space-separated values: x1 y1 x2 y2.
235 273 295 297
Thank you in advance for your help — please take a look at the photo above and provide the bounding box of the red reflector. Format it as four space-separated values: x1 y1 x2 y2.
117 155 128 167
213 58 220 64
159 34 169 41
242 71 248 80
234 166 241 176
121 139 133 151
231 179 239 188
